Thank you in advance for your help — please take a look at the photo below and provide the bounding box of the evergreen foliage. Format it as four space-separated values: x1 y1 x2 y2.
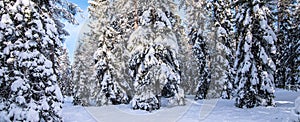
128 1 185 111
234 0 277 108
184 0 212 100
0 0 79 121
277 0 300 90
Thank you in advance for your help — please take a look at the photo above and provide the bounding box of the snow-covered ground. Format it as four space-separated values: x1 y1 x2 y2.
62 97 97 122
63 89 300 122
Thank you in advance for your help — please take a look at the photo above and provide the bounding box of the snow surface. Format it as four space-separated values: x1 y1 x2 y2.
290 96 300 121
62 97 97 122
63 89 300 122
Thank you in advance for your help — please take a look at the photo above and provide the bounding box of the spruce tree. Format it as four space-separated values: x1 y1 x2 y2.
277 0 300 90
72 33 96 106
210 0 235 99
128 0 184 111
89 0 129 106
58 47 73 97
178 31 200 95
184 0 212 100
113 0 141 97
234 0 277 108
0 0 79 121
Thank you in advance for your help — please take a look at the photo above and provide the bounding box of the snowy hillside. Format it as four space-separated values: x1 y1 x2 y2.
63 89 300 122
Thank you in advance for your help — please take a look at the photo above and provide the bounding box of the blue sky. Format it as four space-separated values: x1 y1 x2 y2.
64 0 89 63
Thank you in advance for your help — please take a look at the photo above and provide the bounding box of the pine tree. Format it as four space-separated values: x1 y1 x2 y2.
184 0 212 100
277 0 300 90
234 0 277 108
176 1 200 96
210 0 235 99
57 47 73 97
88 0 129 106
113 0 141 98
295 0 300 85
178 31 200 95
128 1 184 111
72 33 96 106
92 44 129 105
0 0 79 121
276 0 292 88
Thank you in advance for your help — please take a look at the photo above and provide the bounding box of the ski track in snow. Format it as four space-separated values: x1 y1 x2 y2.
63 89 300 122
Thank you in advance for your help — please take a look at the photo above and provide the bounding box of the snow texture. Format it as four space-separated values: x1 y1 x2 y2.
62 89 300 122
290 97 300 121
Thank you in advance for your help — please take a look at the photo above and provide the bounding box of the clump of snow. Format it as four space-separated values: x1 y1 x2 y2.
26 108 39 122
259 47 268 64
0 1 3 7
16 96 26 105
25 30 33 39
14 13 23 22
243 9 251 26
11 77 28 92
155 32 179 53
1 14 13 24
6 57 15 64
54 84 64 101
41 98 50 111
244 32 252 52
44 60 53 68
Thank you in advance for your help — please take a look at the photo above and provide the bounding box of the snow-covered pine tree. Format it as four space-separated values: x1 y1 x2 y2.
113 0 142 98
294 0 300 86
234 0 277 108
277 0 300 90
92 44 129 105
176 0 200 96
72 43 93 106
88 0 129 106
0 1 14 119
128 1 184 111
72 32 96 106
184 0 212 100
0 0 79 121
58 47 73 97
0 4 32 117
178 29 200 95
209 0 235 99
276 0 291 88
34 0 80 92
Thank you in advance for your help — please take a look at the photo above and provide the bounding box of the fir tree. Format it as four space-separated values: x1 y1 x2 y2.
178 31 200 95
87 0 129 106
113 0 141 97
72 33 96 106
129 1 184 111
277 0 300 90
184 0 212 100
92 44 129 105
58 47 73 97
177 0 200 96
234 0 277 108
0 0 79 121
210 0 235 99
